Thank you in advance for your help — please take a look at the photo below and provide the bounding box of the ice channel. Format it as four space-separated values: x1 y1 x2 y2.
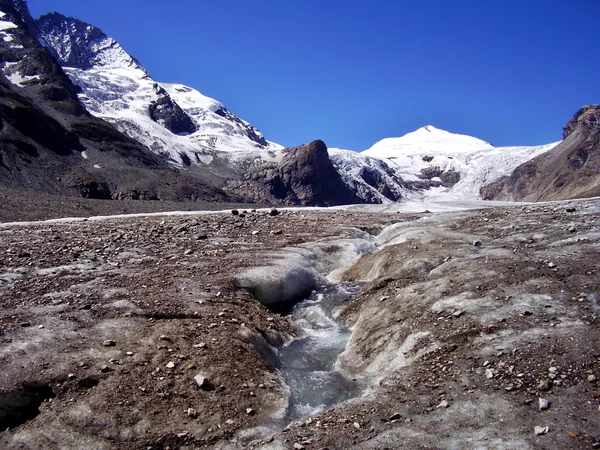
276 281 363 424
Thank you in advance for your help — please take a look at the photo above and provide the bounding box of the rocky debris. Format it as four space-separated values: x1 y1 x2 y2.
1 202 599 449
538 398 551 411
194 373 214 391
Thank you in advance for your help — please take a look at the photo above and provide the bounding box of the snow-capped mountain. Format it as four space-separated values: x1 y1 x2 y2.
364 125 494 158
359 125 559 200
36 12 281 167
8 1 559 206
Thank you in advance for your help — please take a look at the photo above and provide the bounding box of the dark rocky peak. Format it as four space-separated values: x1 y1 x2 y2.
0 0 34 26
563 104 600 139
214 106 268 147
36 12 141 70
149 84 197 135
271 140 363 206
0 0 43 43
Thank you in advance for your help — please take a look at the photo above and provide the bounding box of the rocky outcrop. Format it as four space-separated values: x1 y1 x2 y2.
271 140 362 206
481 105 600 201
148 85 197 135
226 140 363 206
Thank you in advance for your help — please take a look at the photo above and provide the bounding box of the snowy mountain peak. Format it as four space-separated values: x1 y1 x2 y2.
363 126 493 159
37 12 141 70
420 125 437 132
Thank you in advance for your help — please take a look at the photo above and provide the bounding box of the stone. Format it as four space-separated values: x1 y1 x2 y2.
538 398 551 411
534 425 549 436
269 208 280 217
231 210 239 216
183 249 193 256
196 234 208 240
166 361 175 369
485 369 494 379
388 413 402 421
437 400 449 409
270 229 283 235
100 365 111 373
187 408 197 418
194 373 213 391
293 444 304 450
102 340 116 347
548 262 557 268
537 379 553 391
226 419 235 425
473 240 482 247
246 408 255 416
588 374 597 383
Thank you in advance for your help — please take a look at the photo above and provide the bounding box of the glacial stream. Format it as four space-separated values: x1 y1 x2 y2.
275 281 363 426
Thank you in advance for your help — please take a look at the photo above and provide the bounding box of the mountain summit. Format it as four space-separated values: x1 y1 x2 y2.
363 126 493 159
37 12 140 70
35 11 277 165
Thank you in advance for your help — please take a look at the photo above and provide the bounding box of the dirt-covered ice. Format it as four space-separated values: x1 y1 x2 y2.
0 200 599 449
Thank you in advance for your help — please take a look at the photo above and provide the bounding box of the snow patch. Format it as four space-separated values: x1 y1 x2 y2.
0 19 17 31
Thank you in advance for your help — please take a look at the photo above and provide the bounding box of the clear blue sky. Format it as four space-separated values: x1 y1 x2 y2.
28 0 600 150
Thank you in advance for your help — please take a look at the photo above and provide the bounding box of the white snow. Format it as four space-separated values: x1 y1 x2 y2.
329 125 559 202
5 70 40 87
234 251 325 305
61 64 281 167
0 19 17 31
363 125 493 159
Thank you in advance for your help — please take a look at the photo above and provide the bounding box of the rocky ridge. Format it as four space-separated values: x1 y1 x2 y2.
481 105 600 201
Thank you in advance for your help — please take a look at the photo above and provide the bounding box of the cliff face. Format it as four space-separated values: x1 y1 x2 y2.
481 105 600 201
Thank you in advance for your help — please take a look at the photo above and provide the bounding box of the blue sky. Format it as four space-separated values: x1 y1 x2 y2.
28 0 600 150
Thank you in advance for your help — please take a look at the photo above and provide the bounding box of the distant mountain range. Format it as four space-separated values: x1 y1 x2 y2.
1 0 598 206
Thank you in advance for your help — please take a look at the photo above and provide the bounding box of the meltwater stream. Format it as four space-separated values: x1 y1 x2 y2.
276 282 363 425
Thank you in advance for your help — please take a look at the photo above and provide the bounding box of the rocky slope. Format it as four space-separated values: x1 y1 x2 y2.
481 105 600 201
0 0 230 202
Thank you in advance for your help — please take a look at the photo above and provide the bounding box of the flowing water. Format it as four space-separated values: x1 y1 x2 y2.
276 282 363 425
